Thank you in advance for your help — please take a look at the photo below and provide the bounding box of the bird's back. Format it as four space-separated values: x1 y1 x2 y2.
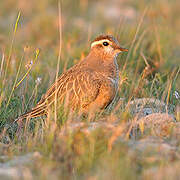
38 61 101 111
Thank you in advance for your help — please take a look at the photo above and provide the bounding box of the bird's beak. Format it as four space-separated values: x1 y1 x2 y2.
117 46 128 52
113 44 128 52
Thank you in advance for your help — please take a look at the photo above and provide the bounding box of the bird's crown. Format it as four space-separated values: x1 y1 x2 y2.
90 34 128 53
91 35 118 48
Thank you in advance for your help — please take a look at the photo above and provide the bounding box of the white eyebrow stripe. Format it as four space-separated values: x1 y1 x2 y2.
91 39 111 48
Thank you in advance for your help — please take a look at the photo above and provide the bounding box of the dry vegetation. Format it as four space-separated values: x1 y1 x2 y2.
0 0 179 179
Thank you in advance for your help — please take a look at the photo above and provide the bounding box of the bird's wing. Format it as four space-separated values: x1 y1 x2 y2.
38 67 101 111
15 62 116 121
16 65 101 120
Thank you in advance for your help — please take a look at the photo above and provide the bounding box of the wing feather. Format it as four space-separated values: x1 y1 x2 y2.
16 63 105 120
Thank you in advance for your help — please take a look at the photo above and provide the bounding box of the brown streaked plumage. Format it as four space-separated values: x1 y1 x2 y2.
15 35 128 122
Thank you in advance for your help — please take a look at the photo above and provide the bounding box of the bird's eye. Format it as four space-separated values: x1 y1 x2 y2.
103 42 109 46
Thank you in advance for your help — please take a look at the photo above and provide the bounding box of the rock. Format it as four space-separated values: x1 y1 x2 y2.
129 137 176 154
143 162 180 180
128 98 175 119
0 152 41 168
60 121 119 135
130 113 176 139
0 167 32 180
0 152 41 179
128 137 179 164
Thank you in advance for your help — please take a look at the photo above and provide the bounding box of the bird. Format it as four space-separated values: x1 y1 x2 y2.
15 35 128 124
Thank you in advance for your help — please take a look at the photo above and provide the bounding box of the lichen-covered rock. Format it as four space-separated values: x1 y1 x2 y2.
130 113 176 138
127 98 175 119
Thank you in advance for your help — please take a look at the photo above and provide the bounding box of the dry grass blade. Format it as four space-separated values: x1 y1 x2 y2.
0 52 5 77
54 0 62 123
108 124 126 152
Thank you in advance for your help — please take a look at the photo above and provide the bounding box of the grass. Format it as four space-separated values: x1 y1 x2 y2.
0 0 179 179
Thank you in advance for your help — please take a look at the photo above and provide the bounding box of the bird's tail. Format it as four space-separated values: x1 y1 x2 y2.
14 103 47 123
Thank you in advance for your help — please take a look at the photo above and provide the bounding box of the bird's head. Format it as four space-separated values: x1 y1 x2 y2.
90 35 128 59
